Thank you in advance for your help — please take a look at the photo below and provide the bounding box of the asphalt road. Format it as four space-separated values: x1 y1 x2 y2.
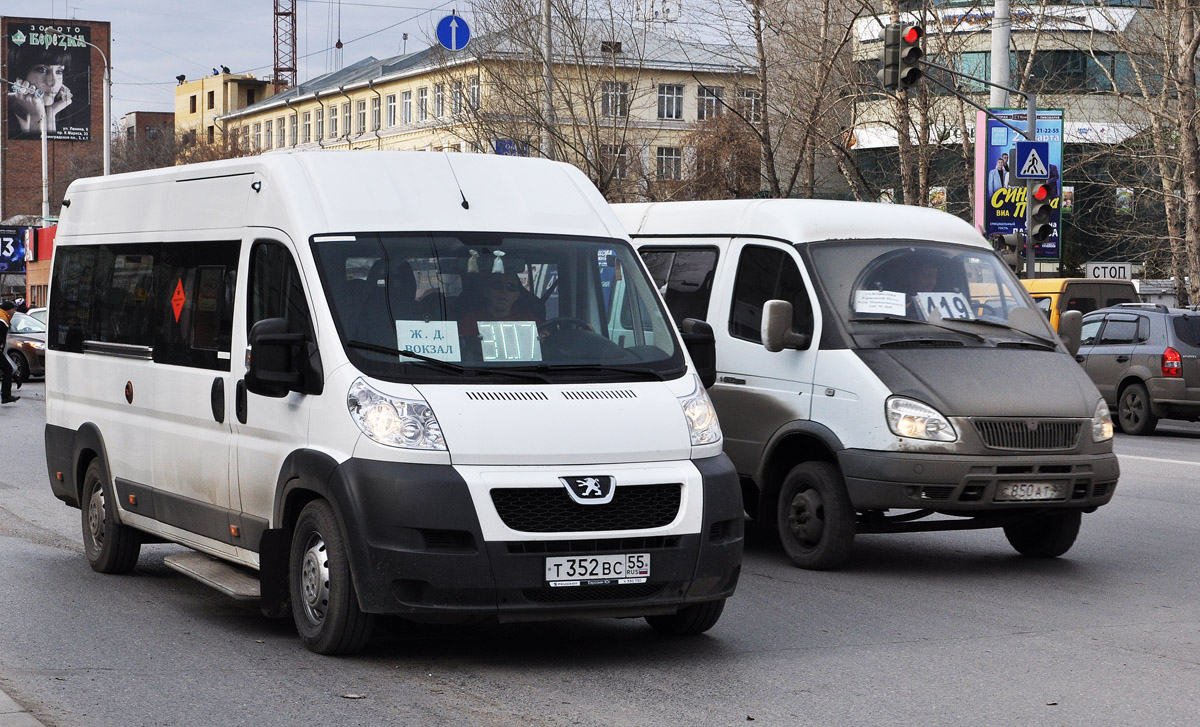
1 382 1197 726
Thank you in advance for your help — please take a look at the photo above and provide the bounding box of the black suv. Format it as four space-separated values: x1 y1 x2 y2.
1078 304 1200 434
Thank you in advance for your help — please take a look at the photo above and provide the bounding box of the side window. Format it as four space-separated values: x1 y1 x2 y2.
1080 318 1102 346
249 242 312 337
48 246 101 352
1173 315 1200 347
154 241 239 370
638 248 718 326
1065 296 1097 315
1099 318 1138 345
730 245 810 343
1137 316 1151 342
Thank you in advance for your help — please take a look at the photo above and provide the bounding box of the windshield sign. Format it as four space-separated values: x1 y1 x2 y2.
311 232 684 382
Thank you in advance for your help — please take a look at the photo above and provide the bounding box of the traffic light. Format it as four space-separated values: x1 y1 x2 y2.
877 26 902 90
1029 183 1055 242
897 25 923 89
992 233 1025 272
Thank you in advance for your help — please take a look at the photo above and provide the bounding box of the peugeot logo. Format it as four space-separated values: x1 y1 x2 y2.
561 475 615 505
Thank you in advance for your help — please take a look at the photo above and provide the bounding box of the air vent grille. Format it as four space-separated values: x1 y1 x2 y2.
562 389 637 401
466 391 550 401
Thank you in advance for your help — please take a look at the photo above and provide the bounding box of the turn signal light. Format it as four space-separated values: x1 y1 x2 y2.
1163 347 1182 377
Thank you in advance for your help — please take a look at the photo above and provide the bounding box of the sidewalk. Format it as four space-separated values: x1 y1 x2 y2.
0 688 46 727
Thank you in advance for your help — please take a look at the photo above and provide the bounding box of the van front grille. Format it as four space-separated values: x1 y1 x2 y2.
522 583 664 603
972 419 1082 451
491 484 681 533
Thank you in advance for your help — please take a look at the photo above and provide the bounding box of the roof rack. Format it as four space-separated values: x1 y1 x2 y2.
1112 302 1171 313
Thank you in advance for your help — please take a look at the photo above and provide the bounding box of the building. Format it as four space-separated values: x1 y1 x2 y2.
206 29 755 201
118 111 174 142
174 70 274 147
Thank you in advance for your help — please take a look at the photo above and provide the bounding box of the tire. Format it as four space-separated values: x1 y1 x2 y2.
1118 382 1158 435
8 351 28 382
1003 510 1082 558
289 500 374 655
776 461 855 570
80 459 141 574
645 599 725 635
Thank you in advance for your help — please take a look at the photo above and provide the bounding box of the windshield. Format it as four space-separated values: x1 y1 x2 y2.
311 232 685 383
806 240 1054 346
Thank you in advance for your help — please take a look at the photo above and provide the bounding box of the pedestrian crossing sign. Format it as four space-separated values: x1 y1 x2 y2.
1014 140 1050 180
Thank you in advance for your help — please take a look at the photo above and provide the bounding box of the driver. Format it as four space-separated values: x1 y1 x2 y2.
457 272 543 333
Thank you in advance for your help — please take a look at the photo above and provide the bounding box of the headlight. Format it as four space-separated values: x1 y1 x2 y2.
1092 399 1114 442
29 341 45 351
346 378 446 450
678 374 721 446
886 396 958 442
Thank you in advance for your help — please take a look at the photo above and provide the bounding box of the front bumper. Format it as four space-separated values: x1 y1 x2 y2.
838 449 1119 512
328 455 743 620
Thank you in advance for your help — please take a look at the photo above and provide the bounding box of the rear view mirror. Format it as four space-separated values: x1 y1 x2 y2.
245 318 323 397
762 300 812 353
679 318 716 389
1059 309 1083 357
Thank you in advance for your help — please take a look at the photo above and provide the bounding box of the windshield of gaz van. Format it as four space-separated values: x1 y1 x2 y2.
806 240 1055 346
311 232 685 382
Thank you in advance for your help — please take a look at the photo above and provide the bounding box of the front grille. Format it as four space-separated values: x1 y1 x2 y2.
921 486 955 501
492 484 681 533
973 419 1082 451
523 583 664 603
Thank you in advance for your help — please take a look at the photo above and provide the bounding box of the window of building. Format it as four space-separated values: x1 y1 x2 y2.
418 87 428 121
302 112 311 143
658 84 684 120
206 90 214 109
698 86 723 120
601 144 629 180
329 106 337 137
402 91 413 124
386 95 396 126
207 125 215 144
247 89 256 105
342 103 351 135
435 83 445 117
737 88 762 123
371 96 381 130
315 107 323 141
601 81 629 118
356 100 366 134
277 116 285 148
290 115 298 146
453 80 464 114
265 119 273 148
469 77 480 110
189 95 197 114
656 147 682 181
241 126 249 149
253 122 262 150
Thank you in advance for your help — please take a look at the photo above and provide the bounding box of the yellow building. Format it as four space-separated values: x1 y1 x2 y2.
207 31 755 201
174 70 275 147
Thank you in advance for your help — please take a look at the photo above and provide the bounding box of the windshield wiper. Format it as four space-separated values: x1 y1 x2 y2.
850 315 988 342
511 363 675 381
946 317 1061 349
348 340 552 382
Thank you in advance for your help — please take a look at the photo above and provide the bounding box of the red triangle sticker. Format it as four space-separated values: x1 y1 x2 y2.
172 279 186 322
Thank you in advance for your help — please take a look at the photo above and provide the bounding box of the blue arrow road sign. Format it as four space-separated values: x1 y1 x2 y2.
1014 140 1050 180
437 14 471 52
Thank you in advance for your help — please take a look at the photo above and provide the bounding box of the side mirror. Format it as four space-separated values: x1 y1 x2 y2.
679 318 716 389
1058 309 1083 357
245 318 323 398
762 300 812 353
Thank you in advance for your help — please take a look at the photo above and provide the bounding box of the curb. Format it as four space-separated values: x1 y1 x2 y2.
0 688 46 727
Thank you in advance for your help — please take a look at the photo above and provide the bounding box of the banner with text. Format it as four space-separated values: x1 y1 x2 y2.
5 19 93 141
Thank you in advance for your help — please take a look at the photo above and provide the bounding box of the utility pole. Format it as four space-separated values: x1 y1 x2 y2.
989 0 1011 109
541 0 555 160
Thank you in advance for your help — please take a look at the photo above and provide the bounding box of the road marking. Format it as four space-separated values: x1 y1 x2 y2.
1119 454 1199 467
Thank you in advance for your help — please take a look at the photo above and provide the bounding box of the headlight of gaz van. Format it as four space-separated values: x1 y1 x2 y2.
886 396 958 442
346 378 446 450
678 374 722 446
1092 399 1114 442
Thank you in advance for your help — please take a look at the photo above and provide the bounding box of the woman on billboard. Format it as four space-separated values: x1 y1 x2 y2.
6 44 77 137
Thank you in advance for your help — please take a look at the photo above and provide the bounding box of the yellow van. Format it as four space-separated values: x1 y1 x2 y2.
1021 278 1140 330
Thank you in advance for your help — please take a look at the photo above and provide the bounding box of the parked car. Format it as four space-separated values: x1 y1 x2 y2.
1078 303 1200 434
26 306 47 325
1022 278 1139 331
5 311 46 380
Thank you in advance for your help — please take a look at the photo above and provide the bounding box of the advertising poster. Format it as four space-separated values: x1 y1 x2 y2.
5 19 92 141
0 227 27 273
974 109 1063 259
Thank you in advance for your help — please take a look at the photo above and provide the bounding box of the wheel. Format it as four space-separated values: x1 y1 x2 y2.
289 500 374 655
645 599 725 635
776 461 855 570
1003 510 1082 558
8 351 28 382
80 459 141 574
1118 382 1158 435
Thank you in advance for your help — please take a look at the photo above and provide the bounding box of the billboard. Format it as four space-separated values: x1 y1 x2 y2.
5 19 92 141
0 227 27 273
974 109 1064 259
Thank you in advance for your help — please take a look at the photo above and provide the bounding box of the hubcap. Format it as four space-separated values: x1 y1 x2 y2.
1121 390 1145 427
87 486 106 552
299 534 330 627
787 489 824 546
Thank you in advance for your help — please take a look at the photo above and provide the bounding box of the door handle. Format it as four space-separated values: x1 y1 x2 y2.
1116 355 1130 363
210 377 225 423
719 375 746 385
236 380 248 424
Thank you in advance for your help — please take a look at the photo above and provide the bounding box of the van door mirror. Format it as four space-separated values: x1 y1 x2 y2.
245 318 323 398
762 300 812 353
1059 309 1083 357
679 318 717 389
